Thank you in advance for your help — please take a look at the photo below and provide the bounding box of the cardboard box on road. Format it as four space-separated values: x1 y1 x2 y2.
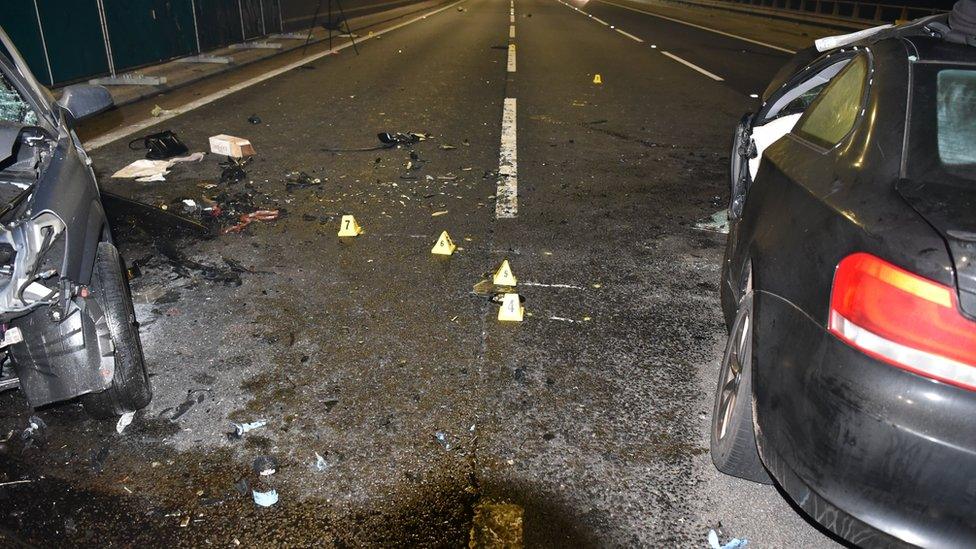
209 134 255 158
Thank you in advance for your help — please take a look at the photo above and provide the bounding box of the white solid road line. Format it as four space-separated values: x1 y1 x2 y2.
591 15 609 25
614 28 643 42
510 14 515 23
597 0 797 54
508 44 517 72
510 25 516 38
496 98 518 219
661 50 724 81
86 0 468 150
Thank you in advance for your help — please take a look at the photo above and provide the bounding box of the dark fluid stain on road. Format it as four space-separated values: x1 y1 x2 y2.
0 412 598 546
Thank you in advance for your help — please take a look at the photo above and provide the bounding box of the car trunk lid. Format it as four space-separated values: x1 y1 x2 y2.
897 179 976 319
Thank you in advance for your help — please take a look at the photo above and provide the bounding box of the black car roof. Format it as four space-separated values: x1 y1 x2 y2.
903 35 976 64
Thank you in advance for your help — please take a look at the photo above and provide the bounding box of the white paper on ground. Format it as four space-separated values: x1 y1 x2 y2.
112 152 206 181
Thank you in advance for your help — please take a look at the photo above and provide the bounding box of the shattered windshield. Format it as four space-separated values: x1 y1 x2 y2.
0 71 37 126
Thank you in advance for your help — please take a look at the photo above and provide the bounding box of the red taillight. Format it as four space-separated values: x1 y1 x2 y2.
828 252 976 391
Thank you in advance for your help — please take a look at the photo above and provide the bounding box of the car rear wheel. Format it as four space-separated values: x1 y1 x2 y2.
81 242 151 419
710 285 771 483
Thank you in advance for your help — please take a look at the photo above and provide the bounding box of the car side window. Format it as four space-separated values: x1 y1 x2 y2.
0 72 37 125
792 55 868 149
779 82 828 117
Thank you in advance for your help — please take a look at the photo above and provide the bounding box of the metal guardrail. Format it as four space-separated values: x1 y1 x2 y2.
717 0 947 23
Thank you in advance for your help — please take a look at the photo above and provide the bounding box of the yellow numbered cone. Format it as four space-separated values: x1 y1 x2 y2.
493 259 517 286
431 231 457 255
593 74 602 84
498 293 524 322
338 215 363 237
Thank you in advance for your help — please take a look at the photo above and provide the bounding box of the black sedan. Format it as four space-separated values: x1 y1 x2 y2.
711 9 976 548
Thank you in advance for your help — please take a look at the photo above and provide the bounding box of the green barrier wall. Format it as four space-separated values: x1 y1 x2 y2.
2 0 433 87
0 1 53 85
103 0 198 72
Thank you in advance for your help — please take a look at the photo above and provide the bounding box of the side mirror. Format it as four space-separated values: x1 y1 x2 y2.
56 84 113 122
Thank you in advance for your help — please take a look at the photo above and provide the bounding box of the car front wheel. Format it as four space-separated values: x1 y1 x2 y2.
710 285 770 483
81 242 151 419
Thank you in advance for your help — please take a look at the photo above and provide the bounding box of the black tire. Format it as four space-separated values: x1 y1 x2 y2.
81 242 151 419
710 291 771 484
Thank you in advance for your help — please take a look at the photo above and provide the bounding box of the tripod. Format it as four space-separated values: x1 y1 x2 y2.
303 0 359 55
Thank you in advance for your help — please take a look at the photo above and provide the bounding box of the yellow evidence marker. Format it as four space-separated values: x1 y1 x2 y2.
338 215 363 237
593 74 603 84
493 259 517 286
498 293 524 322
431 231 457 256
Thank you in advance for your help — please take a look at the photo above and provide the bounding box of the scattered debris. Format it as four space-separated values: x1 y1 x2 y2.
111 152 205 182
116 411 136 434
252 489 279 507
221 209 280 234
229 419 268 439
378 132 430 145
285 171 321 192
693 209 730 234
153 241 246 286
159 389 209 421
314 452 328 471
321 131 430 153
219 156 251 184
248 115 262 125
150 104 176 117
253 456 279 476
128 130 190 160
431 210 448 217
101 191 213 240
434 431 451 450
20 415 46 441
708 529 748 549
0 479 32 487
439 144 457 150
209 134 255 158
90 446 110 474
234 478 250 497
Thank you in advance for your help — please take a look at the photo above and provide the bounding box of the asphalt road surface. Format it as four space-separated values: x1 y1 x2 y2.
0 0 844 546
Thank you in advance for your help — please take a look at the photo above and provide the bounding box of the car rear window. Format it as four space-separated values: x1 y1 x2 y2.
937 70 976 169
908 65 976 185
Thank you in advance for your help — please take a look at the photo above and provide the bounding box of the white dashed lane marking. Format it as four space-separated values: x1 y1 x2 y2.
661 50 724 81
496 98 518 219
508 44 516 72
614 28 643 42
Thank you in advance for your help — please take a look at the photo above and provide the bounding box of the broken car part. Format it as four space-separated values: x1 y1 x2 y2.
127 130 189 160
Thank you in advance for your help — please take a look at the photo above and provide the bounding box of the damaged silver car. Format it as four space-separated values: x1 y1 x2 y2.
0 29 150 418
